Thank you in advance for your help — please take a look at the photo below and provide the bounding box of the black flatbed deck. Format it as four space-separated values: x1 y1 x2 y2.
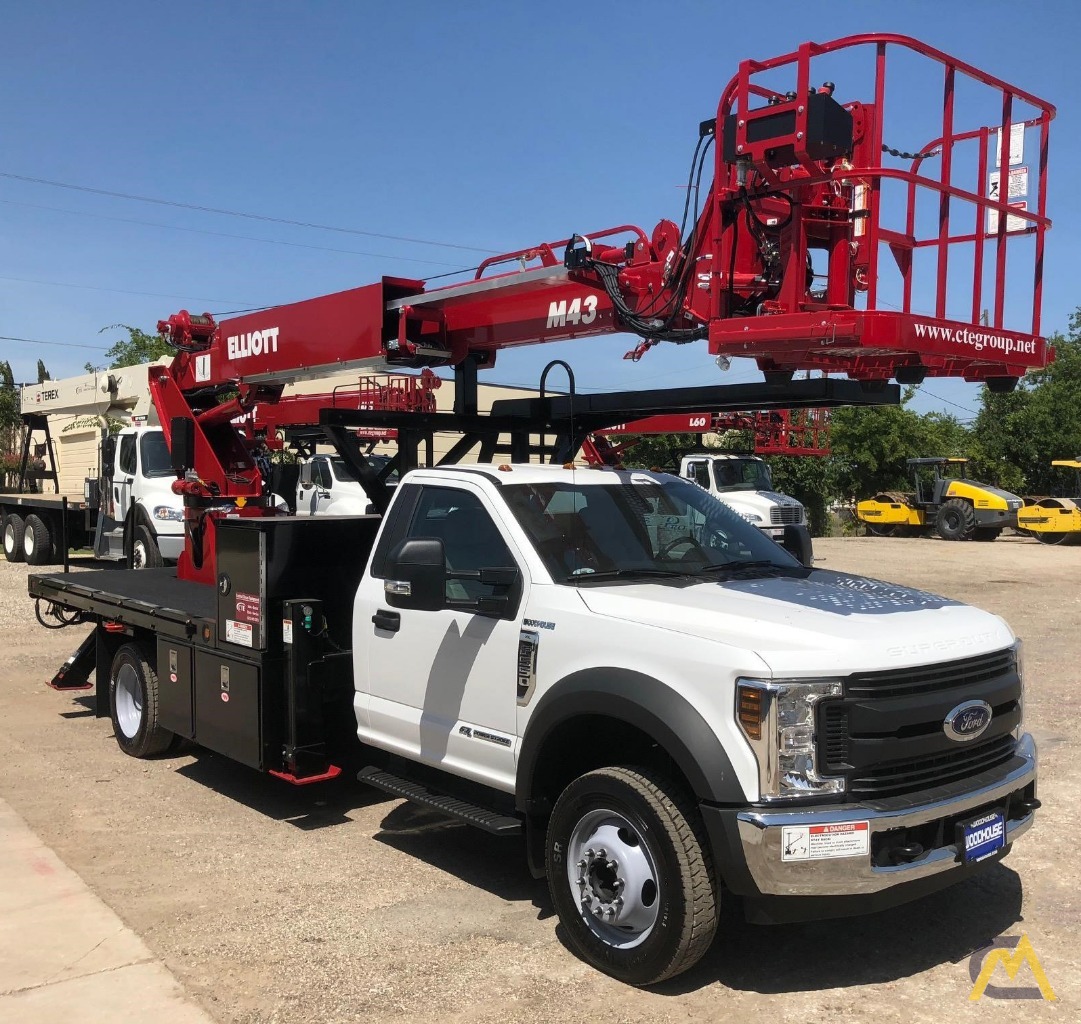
29 567 214 638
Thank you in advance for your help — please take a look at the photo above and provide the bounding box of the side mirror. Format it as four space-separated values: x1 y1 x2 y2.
384 537 447 611
298 461 313 488
100 436 116 478
781 524 814 567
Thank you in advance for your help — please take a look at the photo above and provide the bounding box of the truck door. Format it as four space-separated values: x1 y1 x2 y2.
313 458 336 514
114 433 137 522
355 482 526 792
296 458 327 516
684 459 711 491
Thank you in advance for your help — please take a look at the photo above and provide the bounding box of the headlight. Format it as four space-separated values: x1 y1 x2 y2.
153 505 184 522
1013 638 1025 740
736 678 844 801
740 512 764 524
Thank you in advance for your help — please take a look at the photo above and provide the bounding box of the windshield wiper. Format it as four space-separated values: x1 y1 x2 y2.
564 568 695 583
690 559 779 575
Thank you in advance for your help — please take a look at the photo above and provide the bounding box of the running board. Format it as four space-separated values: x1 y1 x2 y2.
358 765 522 835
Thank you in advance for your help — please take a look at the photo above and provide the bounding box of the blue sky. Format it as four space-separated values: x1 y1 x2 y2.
1 0 1075 424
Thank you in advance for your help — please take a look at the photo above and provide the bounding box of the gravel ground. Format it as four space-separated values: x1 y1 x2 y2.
1 536 1078 1022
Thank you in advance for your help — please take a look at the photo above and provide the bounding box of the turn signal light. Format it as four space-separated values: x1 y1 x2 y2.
737 684 764 740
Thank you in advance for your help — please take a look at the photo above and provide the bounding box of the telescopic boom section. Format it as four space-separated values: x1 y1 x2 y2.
151 34 1053 584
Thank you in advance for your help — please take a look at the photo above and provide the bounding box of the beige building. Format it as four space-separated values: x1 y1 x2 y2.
19 365 544 494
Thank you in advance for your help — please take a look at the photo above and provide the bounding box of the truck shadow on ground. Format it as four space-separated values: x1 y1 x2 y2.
655 864 1024 994
373 802 553 916
173 751 393 831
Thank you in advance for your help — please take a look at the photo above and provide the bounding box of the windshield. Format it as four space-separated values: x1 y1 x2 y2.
712 458 772 492
331 456 397 484
503 474 799 583
139 431 175 478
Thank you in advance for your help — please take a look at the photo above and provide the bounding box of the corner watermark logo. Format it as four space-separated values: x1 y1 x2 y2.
968 933 1056 1001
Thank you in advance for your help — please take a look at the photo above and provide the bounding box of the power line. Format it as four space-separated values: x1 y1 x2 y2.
916 385 978 416
0 274 255 306
0 334 110 351
0 171 501 255
0 198 472 269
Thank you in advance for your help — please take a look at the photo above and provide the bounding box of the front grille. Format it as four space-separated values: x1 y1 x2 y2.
770 505 802 525
847 648 1015 699
818 647 1020 799
846 734 1017 799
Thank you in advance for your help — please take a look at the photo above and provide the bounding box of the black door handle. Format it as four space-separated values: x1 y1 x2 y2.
372 609 401 633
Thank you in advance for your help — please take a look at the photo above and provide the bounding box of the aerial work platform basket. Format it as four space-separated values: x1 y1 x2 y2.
707 33 1054 386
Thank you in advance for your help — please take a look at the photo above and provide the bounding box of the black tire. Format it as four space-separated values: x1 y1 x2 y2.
546 766 717 986
23 513 54 565
3 513 26 563
866 523 897 537
132 524 164 569
935 499 976 541
109 642 173 758
1034 531 1070 545
974 528 1001 542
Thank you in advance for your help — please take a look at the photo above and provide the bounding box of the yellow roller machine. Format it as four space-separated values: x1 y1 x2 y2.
1017 460 1081 545
857 457 1023 541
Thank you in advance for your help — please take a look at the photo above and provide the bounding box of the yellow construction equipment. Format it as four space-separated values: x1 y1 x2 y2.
857 458 1023 541
1016 460 1081 545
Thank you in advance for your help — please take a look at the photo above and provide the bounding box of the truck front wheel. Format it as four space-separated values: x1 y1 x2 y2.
546 766 717 986
109 643 173 758
3 514 26 562
132 525 163 568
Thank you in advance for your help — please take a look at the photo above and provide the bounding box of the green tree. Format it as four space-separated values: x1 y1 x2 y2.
98 323 172 367
766 454 835 536
36 359 51 383
827 389 968 501
969 319 1081 494
616 433 697 470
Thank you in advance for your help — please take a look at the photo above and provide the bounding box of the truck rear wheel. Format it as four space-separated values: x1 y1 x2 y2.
935 499 976 541
109 643 173 758
23 513 54 565
3 514 26 562
546 766 717 986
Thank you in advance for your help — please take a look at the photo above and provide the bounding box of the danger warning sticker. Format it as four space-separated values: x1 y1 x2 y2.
781 821 869 861
225 619 254 648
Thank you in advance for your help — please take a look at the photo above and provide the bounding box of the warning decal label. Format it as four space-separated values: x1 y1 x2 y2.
781 821 870 861
225 620 254 648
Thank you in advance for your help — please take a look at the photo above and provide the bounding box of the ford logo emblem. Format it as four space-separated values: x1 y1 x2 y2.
943 700 993 742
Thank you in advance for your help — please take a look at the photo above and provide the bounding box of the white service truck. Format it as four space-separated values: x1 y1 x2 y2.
2 366 184 566
680 453 807 540
31 462 1037 985
295 453 396 516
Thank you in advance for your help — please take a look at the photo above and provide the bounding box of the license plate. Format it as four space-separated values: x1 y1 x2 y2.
960 809 1006 863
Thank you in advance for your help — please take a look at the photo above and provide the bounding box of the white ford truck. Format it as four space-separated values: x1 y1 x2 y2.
30 463 1037 986
680 453 807 540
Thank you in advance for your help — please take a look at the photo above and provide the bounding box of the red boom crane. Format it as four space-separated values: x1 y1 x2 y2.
149 35 1054 584
588 407 831 462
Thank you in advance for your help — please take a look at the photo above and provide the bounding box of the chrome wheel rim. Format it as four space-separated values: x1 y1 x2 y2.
132 541 147 569
566 808 660 949
114 664 142 739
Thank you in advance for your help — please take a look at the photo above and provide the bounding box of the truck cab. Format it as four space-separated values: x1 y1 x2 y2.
680 454 806 540
95 427 185 566
296 453 396 516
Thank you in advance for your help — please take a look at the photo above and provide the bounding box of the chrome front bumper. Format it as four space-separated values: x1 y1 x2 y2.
734 733 1037 897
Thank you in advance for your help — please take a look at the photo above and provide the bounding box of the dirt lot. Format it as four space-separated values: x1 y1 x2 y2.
1 536 1077 1022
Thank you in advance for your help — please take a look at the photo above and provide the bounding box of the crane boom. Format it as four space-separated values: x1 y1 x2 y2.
147 34 1054 584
